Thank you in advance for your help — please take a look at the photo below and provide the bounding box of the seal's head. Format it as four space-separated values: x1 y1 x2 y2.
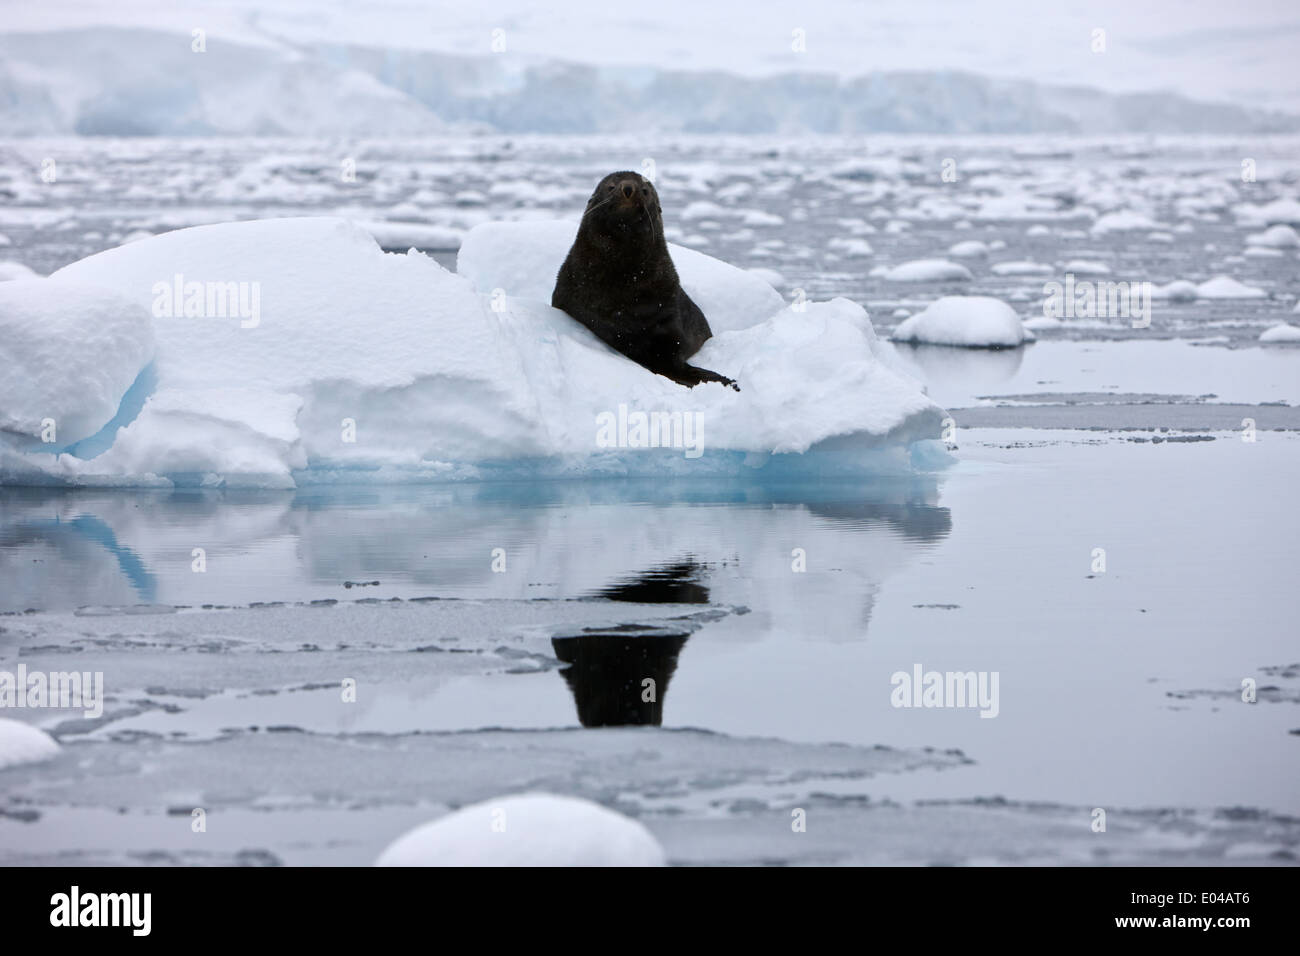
582 170 663 244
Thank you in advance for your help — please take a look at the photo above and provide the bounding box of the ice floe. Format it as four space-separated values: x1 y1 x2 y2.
374 793 666 867
1 217 948 486
891 296 1033 348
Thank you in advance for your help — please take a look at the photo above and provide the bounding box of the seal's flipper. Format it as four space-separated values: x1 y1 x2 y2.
662 362 740 392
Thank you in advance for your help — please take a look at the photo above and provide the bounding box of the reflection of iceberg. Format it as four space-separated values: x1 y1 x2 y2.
1 478 952 637
0 498 156 608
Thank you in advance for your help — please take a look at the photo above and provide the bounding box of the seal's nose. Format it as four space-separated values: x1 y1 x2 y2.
620 181 636 199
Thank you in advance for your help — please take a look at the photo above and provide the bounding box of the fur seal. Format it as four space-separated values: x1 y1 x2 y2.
552 171 739 391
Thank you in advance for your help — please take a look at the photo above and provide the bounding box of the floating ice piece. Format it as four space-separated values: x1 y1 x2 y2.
879 259 973 282
892 296 1033 348
947 240 989 258
0 261 37 281
681 200 731 220
1195 276 1267 299
1064 259 1111 276
0 719 60 770
1091 210 1160 234
1259 323 1300 343
1152 280 1199 301
991 260 1052 276
374 793 666 867
1234 197 1300 228
828 237 873 257
1022 315 1064 330
1245 224 1300 248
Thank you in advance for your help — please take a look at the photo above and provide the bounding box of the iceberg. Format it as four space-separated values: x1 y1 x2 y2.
1 217 949 487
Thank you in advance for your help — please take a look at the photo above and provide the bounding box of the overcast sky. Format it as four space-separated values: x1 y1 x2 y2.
10 0 1300 111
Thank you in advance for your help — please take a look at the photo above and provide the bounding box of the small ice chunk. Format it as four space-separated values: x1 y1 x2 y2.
1153 280 1199 302
892 296 1032 348
947 240 989 258
828 237 873 257
991 260 1053 276
374 793 665 866
1091 210 1160 234
0 719 60 770
1196 276 1267 299
1259 323 1300 343
880 259 973 282
1245 224 1300 248
0 261 38 281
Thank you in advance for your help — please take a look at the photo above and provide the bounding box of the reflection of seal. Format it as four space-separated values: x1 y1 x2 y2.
552 171 739 391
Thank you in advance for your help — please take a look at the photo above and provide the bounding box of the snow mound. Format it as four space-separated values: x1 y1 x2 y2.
991 260 1052 276
892 296 1033 348
456 220 786 336
1153 280 1199 301
1259 323 1300 343
879 259 973 282
0 719 60 770
1091 210 1160 235
0 279 156 448
375 793 665 867
828 237 873 257
2 217 947 486
1064 259 1111 275
1245 224 1300 248
947 240 989 258
0 261 38 281
1196 276 1267 299
1234 198 1300 228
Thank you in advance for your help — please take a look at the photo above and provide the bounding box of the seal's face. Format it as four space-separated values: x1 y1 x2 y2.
583 170 663 243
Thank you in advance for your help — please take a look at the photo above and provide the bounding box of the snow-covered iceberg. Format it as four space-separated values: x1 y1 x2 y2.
375 793 666 867
1 217 949 487
891 296 1034 348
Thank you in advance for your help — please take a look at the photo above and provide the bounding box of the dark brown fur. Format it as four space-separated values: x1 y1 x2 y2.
552 171 738 390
